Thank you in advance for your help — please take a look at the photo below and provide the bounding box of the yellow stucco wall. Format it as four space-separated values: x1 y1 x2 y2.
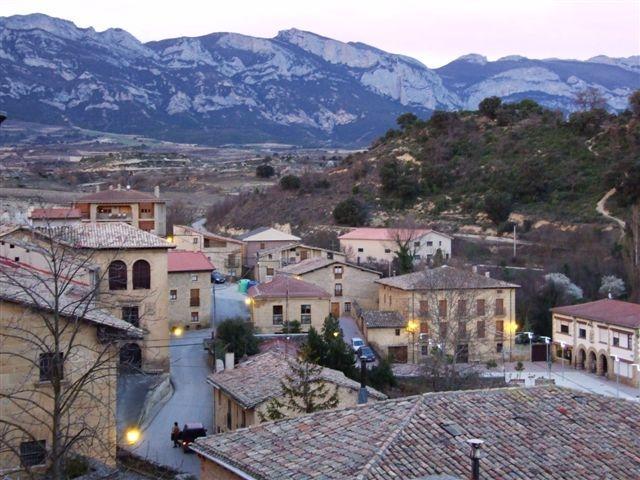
171 226 244 277
249 297 329 334
0 301 119 472
168 271 212 328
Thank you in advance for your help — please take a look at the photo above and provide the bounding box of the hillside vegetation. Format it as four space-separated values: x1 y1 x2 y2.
208 93 640 232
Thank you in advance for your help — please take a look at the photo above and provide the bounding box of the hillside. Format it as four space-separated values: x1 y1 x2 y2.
1 13 638 146
208 96 640 233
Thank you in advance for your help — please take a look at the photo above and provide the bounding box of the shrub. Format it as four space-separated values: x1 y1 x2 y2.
478 96 502 119
367 358 397 391
313 178 330 189
280 175 301 190
256 164 275 178
483 191 513 225
485 359 498 370
283 320 302 333
333 197 367 226
215 318 259 360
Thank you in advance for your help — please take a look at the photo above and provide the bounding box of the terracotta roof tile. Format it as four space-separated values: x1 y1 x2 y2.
376 266 519 291
237 227 300 242
29 208 82 219
207 350 386 409
339 227 452 240
193 386 640 479
361 310 406 328
278 258 381 276
52 223 173 250
552 299 640 328
248 275 330 299
168 250 215 272
75 188 164 203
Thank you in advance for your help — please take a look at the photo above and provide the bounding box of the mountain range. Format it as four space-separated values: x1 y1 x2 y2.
1 13 638 146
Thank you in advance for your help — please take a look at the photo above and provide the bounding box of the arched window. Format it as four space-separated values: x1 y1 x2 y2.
108 261 127 290
132 260 151 290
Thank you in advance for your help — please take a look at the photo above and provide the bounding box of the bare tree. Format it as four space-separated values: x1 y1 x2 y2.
575 87 607 111
0 222 142 478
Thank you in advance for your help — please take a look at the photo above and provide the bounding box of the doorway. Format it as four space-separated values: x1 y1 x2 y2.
331 302 340 318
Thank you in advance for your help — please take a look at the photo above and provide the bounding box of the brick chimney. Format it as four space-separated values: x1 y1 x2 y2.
154 185 160 198
225 352 235 370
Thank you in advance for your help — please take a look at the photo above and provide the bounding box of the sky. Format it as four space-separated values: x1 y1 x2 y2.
0 0 638 67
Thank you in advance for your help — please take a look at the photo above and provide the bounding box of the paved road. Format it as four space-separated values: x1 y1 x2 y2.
339 316 378 367
212 282 249 328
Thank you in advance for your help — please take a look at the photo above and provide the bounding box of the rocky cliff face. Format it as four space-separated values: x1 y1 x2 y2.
1 14 638 146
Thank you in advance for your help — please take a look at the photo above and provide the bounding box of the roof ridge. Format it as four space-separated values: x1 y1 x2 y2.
354 395 424 480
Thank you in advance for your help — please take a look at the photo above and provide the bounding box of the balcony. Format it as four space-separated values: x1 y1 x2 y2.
96 212 132 221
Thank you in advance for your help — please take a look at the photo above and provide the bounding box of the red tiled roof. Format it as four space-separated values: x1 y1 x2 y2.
168 250 215 272
248 275 330 299
29 208 81 219
75 189 164 204
552 299 640 328
338 227 452 240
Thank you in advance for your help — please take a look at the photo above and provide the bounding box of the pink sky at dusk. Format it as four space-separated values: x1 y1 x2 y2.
1 0 638 67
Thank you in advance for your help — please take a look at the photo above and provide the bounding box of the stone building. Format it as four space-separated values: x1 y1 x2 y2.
171 225 244 278
237 227 300 270
207 351 386 434
278 258 381 316
168 250 214 329
247 275 330 334
73 185 167 237
255 243 345 283
551 299 640 387
0 258 142 473
376 266 519 364
355 309 409 362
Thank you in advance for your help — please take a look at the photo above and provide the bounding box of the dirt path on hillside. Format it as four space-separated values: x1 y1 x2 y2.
596 188 626 231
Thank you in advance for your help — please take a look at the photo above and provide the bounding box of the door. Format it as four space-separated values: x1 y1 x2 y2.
331 302 340 318
300 250 308 261
531 344 548 362
388 346 408 363
456 344 469 363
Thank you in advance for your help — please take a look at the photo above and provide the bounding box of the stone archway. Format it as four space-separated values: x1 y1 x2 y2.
599 354 609 377
588 351 597 373
119 343 142 371
577 348 586 370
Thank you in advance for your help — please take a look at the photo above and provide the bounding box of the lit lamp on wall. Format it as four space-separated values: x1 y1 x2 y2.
507 321 518 362
406 319 419 364
125 427 141 445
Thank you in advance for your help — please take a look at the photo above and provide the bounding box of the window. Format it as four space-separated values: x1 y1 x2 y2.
476 299 486 316
191 274 198 282
357 247 364 253
272 305 283 325
421 345 429 355
561 324 570 334
266 267 274 277
426 241 433 247
496 343 503 353
301 304 311 324
414 241 420 247
9 243 15 248
419 300 428 316
333 266 343 279
457 300 467 317
612 331 631 349
414 254 421 260
495 320 504 336
260 242 266 249
39 353 63 382
334 283 343 297
395 328 401 336
204 238 210 248
193 237 198 244
439 322 448 338
578 328 587 339
190 289 200 307
169 290 177 301
227 399 232 430
191 312 199 323
122 306 140 327
20 440 46 467
132 260 151 289
439 241 442 246
477 320 486 339
384 248 391 254
108 260 127 290
458 321 467 338
613 336 619 347
344 302 351 313
438 300 447 317
495 298 505 316
420 322 429 334
14 257 19 262
141 208 151 214
327 252 334 259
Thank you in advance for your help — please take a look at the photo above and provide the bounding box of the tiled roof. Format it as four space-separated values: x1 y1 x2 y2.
0 257 143 338
552 299 640 329
361 310 406 328
207 351 386 409
248 275 330 299
192 386 640 480
168 250 215 272
29 208 82 219
52 223 173 250
237 227 301 242
376 266 519 291
278 258 381 276
173 225 244 245
75 188 164 203
339 227 452 241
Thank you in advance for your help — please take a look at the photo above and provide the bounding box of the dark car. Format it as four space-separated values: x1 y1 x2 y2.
356 346 376 363
180 422 207 452
515 333 543 344
211 271 226 284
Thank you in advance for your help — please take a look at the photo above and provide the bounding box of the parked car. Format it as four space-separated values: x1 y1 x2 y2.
211 271 226 284
180 422 207 453
515 333 543 344
351 337 365 352
356 346 376 363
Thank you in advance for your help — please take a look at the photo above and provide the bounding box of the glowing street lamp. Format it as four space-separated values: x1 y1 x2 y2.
406 319 419 363
244 297 252 306
173 326 183 337
612 355 620 398
125 427 141 445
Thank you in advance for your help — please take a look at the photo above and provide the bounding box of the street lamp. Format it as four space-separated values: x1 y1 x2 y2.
540 336 551 380
507 321 517 362
173 326 183 337
560 341 566 381
125 427 141 445
631 364 640 399
612 355 620 398
406 319 419 364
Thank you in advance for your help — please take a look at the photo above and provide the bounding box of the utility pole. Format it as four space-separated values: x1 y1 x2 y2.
513 224 517 259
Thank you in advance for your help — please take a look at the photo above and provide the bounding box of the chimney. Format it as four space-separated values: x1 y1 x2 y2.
225 352 235 370
485 271 490 278
215 358 224 372
109 185 114 190
467 438 485 480
357 356 368 405
154 185 160 198
472 265 478 273
95 184 101 193
117 184 121 190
